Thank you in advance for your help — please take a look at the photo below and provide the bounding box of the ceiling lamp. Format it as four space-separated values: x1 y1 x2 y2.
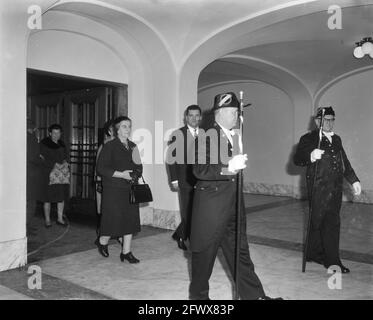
353 37 373 59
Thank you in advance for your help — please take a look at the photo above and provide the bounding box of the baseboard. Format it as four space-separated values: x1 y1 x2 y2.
0 237 27 272
140 206 179 230
243 182 373 204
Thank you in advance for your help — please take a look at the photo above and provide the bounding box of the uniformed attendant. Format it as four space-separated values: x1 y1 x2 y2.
293 106 361 273
189 92 281 300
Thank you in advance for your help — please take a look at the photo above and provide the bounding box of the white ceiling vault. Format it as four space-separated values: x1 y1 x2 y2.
42 0 373 100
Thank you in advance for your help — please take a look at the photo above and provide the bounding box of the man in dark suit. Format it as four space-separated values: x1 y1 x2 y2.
168 105 202 250
27 119 43 222
189 92 280 300
293 106 361 273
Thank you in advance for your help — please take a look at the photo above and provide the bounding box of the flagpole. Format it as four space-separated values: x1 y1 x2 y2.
302 108 325 272
234 91 244 300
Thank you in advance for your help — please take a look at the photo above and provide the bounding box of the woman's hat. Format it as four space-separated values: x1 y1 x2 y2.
113 115 131 125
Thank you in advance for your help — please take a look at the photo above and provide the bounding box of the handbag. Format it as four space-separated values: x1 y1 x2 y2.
129 176 153 204
49 163 70 185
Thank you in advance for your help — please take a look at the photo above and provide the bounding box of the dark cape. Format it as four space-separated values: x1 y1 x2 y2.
293 130 359 265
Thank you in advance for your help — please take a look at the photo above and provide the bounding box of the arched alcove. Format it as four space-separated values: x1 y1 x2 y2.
28 30 129 83
317 68 373 202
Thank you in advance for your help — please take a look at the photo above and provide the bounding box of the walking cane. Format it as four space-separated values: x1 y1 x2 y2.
234 92 250 299
302 108 325 272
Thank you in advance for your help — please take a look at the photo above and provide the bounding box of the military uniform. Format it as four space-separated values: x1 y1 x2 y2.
294 129 359 267
189 93 265 300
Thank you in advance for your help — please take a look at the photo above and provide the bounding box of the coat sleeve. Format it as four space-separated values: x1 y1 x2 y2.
293 134 315 167
193 135 232 181
167 134 178 182
27 136 43 167
96 143 115 178
341 146 359 185
132 145 143 176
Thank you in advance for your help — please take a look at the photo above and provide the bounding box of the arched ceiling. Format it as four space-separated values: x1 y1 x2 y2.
214 4 373 98
49 0 318 66
39 0 373 101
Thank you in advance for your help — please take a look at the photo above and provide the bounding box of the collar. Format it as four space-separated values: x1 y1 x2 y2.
216 121 233 145
322 131 334 142
187 125 199 137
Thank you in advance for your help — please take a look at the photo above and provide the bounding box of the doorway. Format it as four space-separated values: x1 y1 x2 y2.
26 69 127 261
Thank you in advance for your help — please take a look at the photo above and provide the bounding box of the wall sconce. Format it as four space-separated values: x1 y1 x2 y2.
353 37 373 59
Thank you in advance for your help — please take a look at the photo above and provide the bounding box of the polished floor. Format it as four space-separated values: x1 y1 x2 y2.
0 194 372 300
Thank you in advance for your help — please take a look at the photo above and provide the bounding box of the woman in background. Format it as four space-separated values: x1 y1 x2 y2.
96 116 142 263
39 124 69 228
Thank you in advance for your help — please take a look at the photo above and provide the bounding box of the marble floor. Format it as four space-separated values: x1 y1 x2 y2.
0 194 372 300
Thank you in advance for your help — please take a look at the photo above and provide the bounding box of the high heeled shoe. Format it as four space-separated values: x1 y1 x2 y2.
94 238 109 258
120 252 140 264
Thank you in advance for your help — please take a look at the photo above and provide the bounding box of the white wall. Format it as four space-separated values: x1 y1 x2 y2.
318 69 373 193
198 81 294 191
28 30 129 83
0 0 29 270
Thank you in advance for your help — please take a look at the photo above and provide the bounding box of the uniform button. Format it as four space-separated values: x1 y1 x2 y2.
231 178 235 182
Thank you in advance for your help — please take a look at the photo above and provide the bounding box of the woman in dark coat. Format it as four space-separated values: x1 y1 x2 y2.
96 116 143 263
39 124 69 228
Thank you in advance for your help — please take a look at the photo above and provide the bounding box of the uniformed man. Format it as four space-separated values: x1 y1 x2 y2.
293 106 361 273
189 92 281 300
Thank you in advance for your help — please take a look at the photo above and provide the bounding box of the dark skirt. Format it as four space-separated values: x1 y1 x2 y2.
100 186 140 237
37 167 68 203
38 183 68 203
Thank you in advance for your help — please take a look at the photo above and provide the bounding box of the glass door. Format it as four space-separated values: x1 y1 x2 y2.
70 100 98 200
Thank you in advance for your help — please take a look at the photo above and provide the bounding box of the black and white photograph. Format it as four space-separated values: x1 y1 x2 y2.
0 0 372 306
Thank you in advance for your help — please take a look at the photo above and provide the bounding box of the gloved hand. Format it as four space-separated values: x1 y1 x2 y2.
352 181 361 196
310 149 325 162
228 154 248 173
171 181 179 190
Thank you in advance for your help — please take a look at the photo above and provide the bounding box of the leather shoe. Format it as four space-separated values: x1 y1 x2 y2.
257 296 283 300
306 257 324 265
172 233 187 251
326 264 350 274
94 238 109 258
120 252 140 263
339 264 350 273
